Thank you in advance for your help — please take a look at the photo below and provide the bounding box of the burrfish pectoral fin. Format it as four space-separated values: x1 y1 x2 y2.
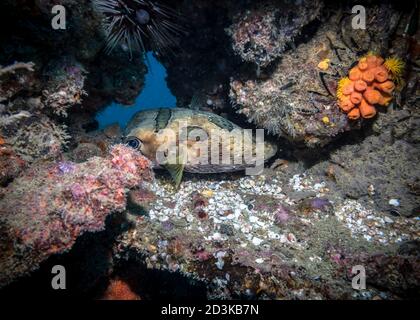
164 154 185 189
164 163 184 188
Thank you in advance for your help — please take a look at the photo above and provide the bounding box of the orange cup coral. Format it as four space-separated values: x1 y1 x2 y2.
337 54 403 120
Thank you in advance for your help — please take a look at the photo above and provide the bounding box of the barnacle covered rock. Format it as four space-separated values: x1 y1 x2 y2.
226 0 323 68
0 144 153 287
337 54 404 120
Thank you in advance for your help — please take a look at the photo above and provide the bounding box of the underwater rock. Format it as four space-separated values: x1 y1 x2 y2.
70 142 104 163
230 4 404 147
0 144 153 288
308 84 419 218
0 60 84 163
226 0 323 68
42 57 87 117
66 114 121 158
1 0 104 62
0 1 146 114
127 187 157 215
9 115 70 163
159 0 239 110
340 252 420 299
0 62 70 164
323 108 420 217
103 123 122 139
83 50 147 109
0 62 37 102
0 144 26 187
0 62 39 125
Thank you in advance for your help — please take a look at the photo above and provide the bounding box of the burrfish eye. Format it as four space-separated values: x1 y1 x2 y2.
126 137 141 149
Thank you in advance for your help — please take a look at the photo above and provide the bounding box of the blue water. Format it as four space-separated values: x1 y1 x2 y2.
95 52 177 129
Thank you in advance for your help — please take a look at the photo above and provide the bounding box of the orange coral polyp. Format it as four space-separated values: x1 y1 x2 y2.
354 80 367 92
362 70 375 83
374 66 389 83
336 54 396 120
350 92 363 104
378 93 393 106
358 58 369 71
339 97 354 112
342 82 354 95
366 55 378 68
376 81 395 94
363 88 381 105
376 57 385 65
349 67 362 81
359 99 376 118
348 107 360 120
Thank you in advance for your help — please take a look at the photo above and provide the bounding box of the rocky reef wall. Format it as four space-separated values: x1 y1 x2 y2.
0 0 418 299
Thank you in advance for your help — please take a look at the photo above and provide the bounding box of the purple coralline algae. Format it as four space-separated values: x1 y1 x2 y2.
0 144 153 287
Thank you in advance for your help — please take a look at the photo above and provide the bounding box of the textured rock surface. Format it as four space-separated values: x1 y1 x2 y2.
230 4 403 147
307 107 420 217
0 0 418 300
113 172 419 299
0 145 153 288
227 0 323 68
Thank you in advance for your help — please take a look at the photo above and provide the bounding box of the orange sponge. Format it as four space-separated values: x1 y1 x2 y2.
336 54 398 120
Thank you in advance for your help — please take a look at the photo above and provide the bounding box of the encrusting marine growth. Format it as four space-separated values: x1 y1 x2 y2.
0 144 153 287
337 54 404 120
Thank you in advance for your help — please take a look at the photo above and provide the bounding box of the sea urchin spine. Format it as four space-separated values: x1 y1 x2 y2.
93 0 183 57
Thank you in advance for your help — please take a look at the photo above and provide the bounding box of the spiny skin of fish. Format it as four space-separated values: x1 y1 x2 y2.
124 108 277 173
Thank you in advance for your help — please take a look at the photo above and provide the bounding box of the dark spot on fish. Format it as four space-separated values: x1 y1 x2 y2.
155 108 172 132
208 115 234 132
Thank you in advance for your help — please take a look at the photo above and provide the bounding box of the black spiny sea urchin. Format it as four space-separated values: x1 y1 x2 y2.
93 0 184 57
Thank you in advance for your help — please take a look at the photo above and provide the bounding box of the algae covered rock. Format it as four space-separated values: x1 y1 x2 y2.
226 0 323 68
230 3 403 147
0 145 153 288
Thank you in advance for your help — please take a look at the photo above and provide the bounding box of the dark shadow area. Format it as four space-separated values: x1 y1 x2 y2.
0 214 208 300
94 250 208 300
